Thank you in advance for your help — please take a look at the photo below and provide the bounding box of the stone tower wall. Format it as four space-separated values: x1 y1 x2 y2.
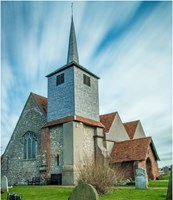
73 122 95 166
62 121 96 185
49 125 63 175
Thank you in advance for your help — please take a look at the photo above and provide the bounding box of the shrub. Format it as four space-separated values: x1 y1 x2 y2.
76 159 124 194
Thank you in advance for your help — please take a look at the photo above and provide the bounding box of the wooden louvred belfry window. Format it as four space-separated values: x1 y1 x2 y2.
56 73 64 86
83 74 91 87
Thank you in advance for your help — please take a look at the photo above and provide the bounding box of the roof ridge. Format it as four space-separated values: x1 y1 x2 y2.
123 120 140 139
46 61 100 79
31 92 47 99
100 112 117 133
100 111 117 117
123 120 140 124
31 92 47 114
115 136 151 144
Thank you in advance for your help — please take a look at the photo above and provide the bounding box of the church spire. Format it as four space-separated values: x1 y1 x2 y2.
67 4 79 64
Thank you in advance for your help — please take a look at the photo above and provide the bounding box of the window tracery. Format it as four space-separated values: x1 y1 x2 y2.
23 131 37 159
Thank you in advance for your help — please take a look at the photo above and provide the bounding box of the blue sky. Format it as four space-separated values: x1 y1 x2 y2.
1 1 172 167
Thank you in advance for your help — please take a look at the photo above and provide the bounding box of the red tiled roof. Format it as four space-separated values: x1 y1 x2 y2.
111 137 151 163
100 112 117 133
44 115 104 128
75 115 104 128
43 116 74 128
32 93 47 113
123 120 139 139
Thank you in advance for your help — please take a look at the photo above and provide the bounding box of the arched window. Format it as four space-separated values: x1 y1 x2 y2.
23 132 37 159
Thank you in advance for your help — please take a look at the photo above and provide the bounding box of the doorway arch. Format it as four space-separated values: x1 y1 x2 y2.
146 158 152 180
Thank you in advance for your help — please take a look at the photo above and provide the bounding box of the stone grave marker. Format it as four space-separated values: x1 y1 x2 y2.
135 168 148 189
69 182 99 200
163 166 170 175
8 193 22 200
1 176 9 192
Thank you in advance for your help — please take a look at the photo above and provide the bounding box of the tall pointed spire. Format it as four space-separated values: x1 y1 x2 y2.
67 4 79 64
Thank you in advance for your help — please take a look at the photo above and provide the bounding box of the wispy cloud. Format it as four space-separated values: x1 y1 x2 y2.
1 1 172 167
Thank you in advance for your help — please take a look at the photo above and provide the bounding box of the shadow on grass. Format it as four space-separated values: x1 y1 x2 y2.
160 195 166 197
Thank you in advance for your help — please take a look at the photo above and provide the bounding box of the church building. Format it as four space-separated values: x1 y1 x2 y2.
1 15 160 185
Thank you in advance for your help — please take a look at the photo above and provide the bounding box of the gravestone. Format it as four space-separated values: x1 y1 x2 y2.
69 182 99 200
135 168 148 189
163 166 170 175
1 176 9 192
8 193 22 200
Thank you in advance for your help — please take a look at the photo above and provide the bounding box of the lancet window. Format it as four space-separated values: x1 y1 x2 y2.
24 131 37 159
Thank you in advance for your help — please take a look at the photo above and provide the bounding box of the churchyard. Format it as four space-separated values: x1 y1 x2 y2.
1 180 169 200
1 165 171 199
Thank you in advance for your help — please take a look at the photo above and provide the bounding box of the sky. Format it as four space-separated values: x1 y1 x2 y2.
1 1 172 168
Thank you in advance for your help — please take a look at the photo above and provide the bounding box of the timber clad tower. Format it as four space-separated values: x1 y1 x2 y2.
1 10 160 186
47 16 100 123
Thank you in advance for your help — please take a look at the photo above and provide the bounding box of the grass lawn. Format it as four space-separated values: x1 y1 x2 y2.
100 188 167 200
1 181 168 200
148 180 169 187
158 173 170 180
1 186 72 200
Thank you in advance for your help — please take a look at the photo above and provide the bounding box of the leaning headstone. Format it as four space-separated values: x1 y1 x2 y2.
135 168 148 189
69 182 99 200
166 165 172 200
1 176 9 193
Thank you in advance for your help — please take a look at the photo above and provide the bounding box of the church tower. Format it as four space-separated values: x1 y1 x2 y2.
43 13 104 185
47 16 100 122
